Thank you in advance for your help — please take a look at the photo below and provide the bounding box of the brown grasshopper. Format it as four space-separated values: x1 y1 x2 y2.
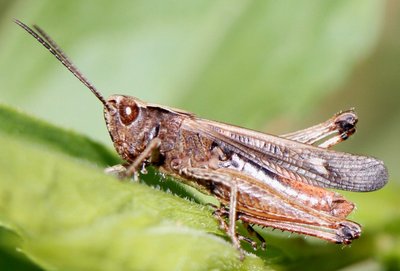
15 20 388 257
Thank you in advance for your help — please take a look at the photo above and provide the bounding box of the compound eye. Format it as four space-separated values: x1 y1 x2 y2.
119 99 139 125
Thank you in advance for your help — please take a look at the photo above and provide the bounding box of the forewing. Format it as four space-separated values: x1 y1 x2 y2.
188 118 388 192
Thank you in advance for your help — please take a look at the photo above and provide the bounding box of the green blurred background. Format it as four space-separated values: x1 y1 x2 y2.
0 0 399 270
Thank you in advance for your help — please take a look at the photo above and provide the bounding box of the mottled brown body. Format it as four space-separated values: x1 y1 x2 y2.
104 95 374 246
16 20 388 258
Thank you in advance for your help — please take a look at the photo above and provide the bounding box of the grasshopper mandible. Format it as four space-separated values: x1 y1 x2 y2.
15 20 388 257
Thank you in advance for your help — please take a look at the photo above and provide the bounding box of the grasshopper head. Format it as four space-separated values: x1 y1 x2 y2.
104 95 156 162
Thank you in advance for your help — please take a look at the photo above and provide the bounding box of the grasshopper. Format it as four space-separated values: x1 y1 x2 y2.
15 20 388 258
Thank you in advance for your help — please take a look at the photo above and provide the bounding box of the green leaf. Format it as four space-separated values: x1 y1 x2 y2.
0 105 119 166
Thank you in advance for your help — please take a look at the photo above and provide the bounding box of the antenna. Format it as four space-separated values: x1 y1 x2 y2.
14 19 110 110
